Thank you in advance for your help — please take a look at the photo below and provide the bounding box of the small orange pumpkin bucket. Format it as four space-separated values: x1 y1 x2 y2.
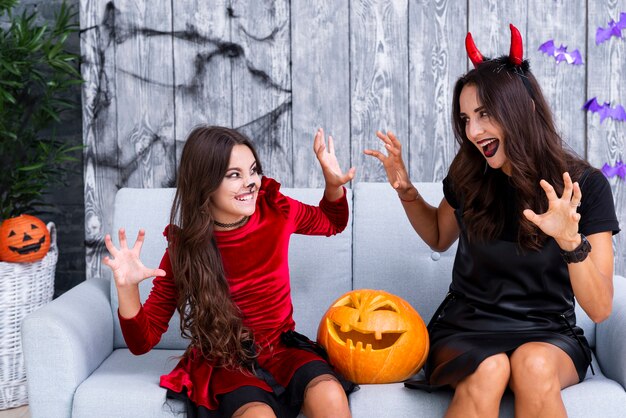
0 214 51 262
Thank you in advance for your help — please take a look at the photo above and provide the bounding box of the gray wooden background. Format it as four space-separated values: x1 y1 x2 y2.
80 0 626 280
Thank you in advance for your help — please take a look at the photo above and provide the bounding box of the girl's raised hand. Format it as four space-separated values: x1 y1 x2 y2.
523 172 582 247
103 228 166 289
314 128 356 190
364 131 412 196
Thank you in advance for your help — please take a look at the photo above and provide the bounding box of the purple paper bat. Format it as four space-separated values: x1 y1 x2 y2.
582 98 626 123
601 161 626 179
596 12 626 44
538 40 583 65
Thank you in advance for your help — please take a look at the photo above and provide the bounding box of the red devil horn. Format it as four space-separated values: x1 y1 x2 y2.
509 24 523 65
465 32 484 68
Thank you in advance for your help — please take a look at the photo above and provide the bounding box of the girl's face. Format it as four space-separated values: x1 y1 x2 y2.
459 84 511 175
210 144 261 224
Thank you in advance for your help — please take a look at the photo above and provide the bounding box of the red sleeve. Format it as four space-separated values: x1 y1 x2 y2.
118 248 178 355
290 187 349 236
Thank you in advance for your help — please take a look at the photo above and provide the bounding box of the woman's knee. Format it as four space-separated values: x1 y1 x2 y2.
472 354 510 384
456 354 510 397
510 344 560 393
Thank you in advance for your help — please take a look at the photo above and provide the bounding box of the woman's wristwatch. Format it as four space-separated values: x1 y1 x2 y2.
560 234 592 264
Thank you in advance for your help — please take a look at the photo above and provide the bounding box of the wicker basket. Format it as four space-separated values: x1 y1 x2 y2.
0 222 57 410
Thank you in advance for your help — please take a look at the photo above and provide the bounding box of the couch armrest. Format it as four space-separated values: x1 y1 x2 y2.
595 275 626 389
21 277 114 418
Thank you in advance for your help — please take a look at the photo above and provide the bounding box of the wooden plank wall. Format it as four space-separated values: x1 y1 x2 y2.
81 0 626 279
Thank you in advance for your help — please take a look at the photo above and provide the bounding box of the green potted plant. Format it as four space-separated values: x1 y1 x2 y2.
0 0 83 224
0 0 82 410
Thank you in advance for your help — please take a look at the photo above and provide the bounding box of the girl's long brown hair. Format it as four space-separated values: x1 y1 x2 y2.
168 125 263 369
448 58 591 250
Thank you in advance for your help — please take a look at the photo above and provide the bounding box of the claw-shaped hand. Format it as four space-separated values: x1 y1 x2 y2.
103 228 166 288
314 128 355 188
364 131 413 197
523 172 582 244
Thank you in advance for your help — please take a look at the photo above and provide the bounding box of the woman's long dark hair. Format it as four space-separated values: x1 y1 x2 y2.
169 125 263 370
448 58 591 250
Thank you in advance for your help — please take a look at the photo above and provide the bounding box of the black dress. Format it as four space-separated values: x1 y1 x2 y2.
408 168 620 389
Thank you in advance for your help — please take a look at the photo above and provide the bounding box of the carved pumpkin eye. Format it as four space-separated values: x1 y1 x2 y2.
373 304 395 311
0 214 51 262
343 299 356 308
318 289 429 384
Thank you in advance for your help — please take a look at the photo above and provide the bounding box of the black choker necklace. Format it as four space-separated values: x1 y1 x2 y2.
214 216 249 229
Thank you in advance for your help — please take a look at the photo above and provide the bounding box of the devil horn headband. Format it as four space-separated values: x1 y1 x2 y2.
465 32 484 67
465 24 524 68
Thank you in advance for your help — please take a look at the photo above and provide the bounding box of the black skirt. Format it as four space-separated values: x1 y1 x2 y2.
405 291 592 391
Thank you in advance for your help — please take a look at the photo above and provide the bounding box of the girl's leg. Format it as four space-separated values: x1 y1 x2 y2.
218 385 279 418
300 374 351 418
509 342 579 418
445 353 511 418
231 401 276 418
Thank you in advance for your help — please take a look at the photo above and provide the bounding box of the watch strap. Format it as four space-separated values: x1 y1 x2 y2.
560 234 592 264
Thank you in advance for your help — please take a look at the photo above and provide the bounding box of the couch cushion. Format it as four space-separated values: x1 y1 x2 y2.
110 187 353 349
558 363 626 418
285 188 353 339
349 382 452 417
111 188 184 349
72 349 185 418
352 182 457 325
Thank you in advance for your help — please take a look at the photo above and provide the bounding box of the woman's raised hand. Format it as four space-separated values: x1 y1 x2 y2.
103 228 166 289
314 128 356 200
523 172 582 248
364 131 414 198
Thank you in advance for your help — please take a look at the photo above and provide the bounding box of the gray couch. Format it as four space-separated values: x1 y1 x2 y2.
22 182 626 417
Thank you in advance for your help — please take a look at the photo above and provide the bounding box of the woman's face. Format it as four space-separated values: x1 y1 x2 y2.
210 144 261 224
459 84 511 175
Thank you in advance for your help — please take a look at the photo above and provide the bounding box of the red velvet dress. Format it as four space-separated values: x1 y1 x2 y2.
118 177 349 410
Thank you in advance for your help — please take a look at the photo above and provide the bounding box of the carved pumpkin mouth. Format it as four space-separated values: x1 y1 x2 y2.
330 320 405 351
9 235 46 255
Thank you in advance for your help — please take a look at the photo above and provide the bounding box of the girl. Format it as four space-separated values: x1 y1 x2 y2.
104 126 356 418
365 25 619 417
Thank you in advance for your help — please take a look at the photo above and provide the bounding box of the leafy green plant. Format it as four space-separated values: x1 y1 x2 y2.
0 0 83 219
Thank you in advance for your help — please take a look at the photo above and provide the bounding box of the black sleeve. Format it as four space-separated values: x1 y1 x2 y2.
578 170 620 236
442 175 460 209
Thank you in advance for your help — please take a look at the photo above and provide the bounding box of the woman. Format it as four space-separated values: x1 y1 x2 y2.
104 126 356 418
365 25 619 417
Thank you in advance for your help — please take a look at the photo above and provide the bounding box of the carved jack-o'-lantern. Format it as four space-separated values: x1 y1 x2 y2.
0 215 51 262
317 289 429 384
